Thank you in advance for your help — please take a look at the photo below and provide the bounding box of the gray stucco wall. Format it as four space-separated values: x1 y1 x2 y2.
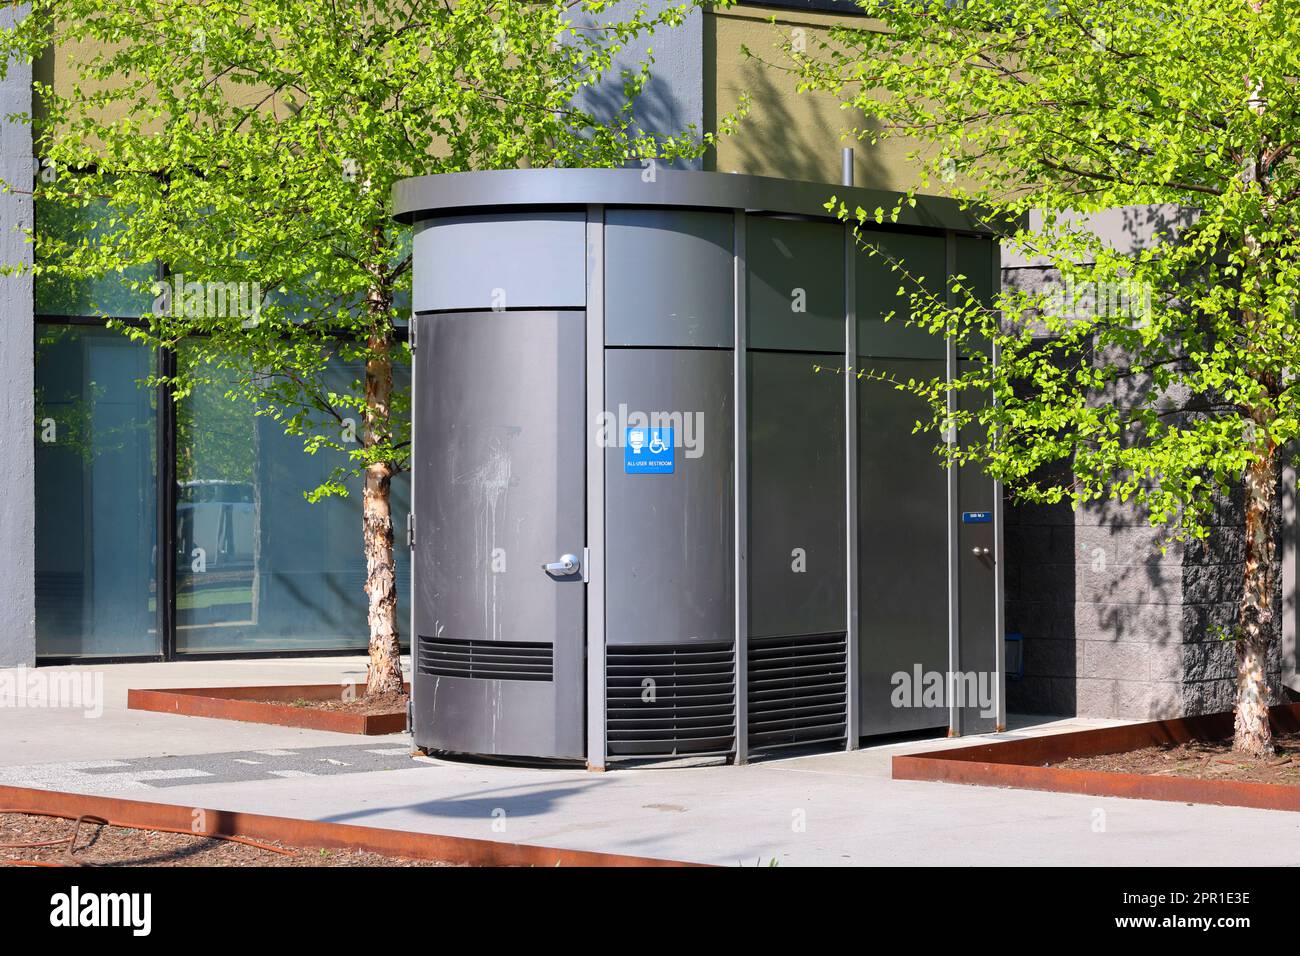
1003 207 1286 719
0 5 33 666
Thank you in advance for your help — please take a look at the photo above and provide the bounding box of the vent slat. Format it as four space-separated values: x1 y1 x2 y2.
421 642 553 658
607 677 735 691
749 645 848 660
605 737 733 757
747 672 844 691
750 706 845 720
750 730 846 751
606 720 737 734
747 661 846 679
608 702 736 713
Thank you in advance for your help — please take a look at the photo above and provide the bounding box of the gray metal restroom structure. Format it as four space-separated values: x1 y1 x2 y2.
393 168 1004 769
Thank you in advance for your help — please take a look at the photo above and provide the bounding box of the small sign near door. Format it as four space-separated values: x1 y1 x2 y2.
962 511 992 523
625 427 674 475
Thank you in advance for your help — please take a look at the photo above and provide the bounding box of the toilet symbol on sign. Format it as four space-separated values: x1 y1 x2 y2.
624 426 674 475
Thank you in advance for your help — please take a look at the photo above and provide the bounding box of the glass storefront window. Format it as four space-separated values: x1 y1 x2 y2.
34 323 160 657
173 348 411 654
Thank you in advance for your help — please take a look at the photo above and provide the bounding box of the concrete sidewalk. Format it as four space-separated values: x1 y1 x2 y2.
3 658 1299 866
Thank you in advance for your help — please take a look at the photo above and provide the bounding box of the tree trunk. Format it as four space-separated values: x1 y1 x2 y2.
1234 449 1278 756
363 329 403 697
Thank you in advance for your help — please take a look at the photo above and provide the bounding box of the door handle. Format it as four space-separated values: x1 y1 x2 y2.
542 553 581 576
971 547 991 556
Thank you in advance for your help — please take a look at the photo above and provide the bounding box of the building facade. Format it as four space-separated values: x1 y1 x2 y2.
1 0 1293 725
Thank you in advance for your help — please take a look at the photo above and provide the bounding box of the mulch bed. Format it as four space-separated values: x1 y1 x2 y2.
1054 730 1300 786
0 813 458 867
258 691 410 718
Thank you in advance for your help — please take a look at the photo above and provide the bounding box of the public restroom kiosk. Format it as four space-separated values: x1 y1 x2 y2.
394 168 1003 769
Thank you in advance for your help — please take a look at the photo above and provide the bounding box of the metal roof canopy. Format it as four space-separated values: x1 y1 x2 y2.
392 167 996 236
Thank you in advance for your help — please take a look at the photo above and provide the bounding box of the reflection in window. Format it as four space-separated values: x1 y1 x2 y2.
34 324 159 657
174 348 410 653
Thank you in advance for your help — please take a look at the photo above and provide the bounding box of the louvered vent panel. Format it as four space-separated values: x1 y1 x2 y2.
747 633 847 751
417 636 553 682
606 642 735 757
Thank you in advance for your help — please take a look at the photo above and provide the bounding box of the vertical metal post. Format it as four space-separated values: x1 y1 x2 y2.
585 204 608 771
733 209 749 766
992 249 1007 732
156 264 177 661
407 313 419 729
842 147 854 190
843 165 860 750
945 231 961 737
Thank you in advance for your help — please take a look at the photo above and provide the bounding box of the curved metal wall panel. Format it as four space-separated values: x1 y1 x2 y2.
412 212 586 313
410 310 586 760
603 209 734 348
604 348 734 646
747 216 845 353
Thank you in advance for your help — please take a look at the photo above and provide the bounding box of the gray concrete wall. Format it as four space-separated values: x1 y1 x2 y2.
0 5 33 665
1002 207 1286 719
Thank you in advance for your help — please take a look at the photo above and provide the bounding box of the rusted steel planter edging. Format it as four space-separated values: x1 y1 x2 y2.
892 701 1300 813
127 685 408 735
0 784 703 867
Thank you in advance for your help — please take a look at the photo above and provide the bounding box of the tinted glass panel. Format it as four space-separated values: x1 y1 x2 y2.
34 324 159 657
174 350 411 654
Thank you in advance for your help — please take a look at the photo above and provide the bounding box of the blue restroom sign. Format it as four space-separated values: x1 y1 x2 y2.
625 426 674 475
962 511 992 523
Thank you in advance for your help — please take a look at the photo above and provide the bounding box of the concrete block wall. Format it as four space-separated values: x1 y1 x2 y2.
1002 209 1288 719
1005 498 1192 719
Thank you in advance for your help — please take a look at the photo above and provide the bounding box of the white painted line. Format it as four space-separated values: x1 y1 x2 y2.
254 750 298 756
267 770 316 779
129 769 212 781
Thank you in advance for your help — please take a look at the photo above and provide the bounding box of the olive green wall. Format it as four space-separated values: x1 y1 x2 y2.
706 5 926 191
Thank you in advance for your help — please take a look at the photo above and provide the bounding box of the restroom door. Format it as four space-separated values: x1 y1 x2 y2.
411 310 586 758
956 385 999 735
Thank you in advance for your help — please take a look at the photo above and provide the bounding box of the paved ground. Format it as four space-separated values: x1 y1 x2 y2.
3 657 1300 866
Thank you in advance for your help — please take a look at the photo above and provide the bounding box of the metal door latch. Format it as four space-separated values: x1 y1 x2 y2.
542 553 581 576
